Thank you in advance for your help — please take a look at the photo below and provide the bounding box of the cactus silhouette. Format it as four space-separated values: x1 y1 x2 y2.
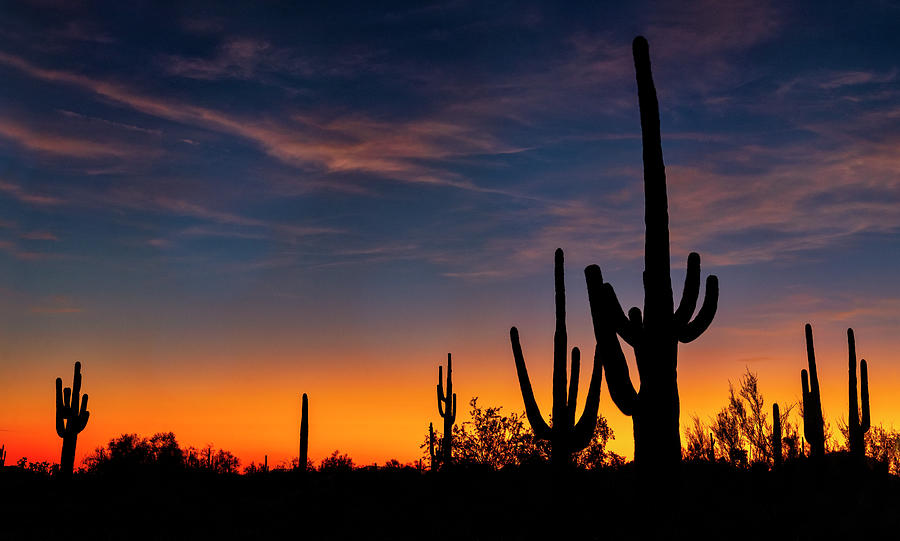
801 324 826 458
772 403 782 469
428 422 437 470
0 443 5 467
300 393 309 472
584 36 719 470
510 248 604 468
847 329 870 460
436 353 456 467
56 361 90 479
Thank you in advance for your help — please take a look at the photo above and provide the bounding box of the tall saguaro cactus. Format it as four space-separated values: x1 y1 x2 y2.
56 361 90 479
436 353 456 466
510 248 604 468
801 324 826 458
847 329 870 460
299 393 309 471
584 36 719 470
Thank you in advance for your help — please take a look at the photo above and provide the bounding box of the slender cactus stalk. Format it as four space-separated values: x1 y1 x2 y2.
510 248 604 468
300 393 309 472
0 444 6 467
436 353 456 467
772 403 782 469
428 422 437 470
847 329 870 460
584 36 718 471
56 362 90 479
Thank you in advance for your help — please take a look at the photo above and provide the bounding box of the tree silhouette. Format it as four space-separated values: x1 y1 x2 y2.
55 361 90 479
510 249 603 469
585 36 718 472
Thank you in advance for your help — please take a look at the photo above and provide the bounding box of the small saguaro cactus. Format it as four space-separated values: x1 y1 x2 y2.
847 329 870 460
584 36 718 471
772 403 782 468
510 248 604 468
300 393 309 472
801 324 826 458
428 422 437 470
56 361 90 479
0 444 6 467
436 353 456 466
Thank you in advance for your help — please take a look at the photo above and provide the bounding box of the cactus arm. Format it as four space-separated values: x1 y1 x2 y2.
436 366 445 417
602 280 640 346
571 343 604 449
70 362 82 417
510 326 551 438
801 369 812 443
567 347 580 428
585 265 638 415
450 393 457 423
805 325 822 405
77 395 90 431
551 249 569 438
678 275 719 343
55 378 66 437
674 252 701 326
446 353 452 411
860 359 870 432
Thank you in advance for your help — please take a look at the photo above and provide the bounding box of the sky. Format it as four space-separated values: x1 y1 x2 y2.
1 0 900 468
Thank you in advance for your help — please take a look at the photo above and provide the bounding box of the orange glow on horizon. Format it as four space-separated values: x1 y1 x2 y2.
4 318 900 469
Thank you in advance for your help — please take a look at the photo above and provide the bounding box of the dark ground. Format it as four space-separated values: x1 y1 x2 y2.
1 460 898 540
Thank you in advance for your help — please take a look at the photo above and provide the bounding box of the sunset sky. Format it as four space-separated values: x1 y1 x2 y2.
2 1 900 468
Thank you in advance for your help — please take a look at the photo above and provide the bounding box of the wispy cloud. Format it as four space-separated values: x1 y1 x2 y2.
0 179 63 206
0 51 525 193
0 117 141 158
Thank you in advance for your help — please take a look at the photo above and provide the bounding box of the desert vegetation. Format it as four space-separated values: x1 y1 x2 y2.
2 35 900 539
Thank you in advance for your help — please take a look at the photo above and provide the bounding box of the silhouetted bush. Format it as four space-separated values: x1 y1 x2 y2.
424 397 621 470
319 450 354 473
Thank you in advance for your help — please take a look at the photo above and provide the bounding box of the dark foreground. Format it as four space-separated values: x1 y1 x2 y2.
1 460 898 540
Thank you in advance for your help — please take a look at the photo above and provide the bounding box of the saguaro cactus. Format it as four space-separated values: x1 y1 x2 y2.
584 36 719 470
436 353 456 466
801 324 826 458
510 248 604 468
428 422 437 470
0 444 6 467
299 393 309 471
847 329 870 460
772 403 782 468
56 361 90 479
